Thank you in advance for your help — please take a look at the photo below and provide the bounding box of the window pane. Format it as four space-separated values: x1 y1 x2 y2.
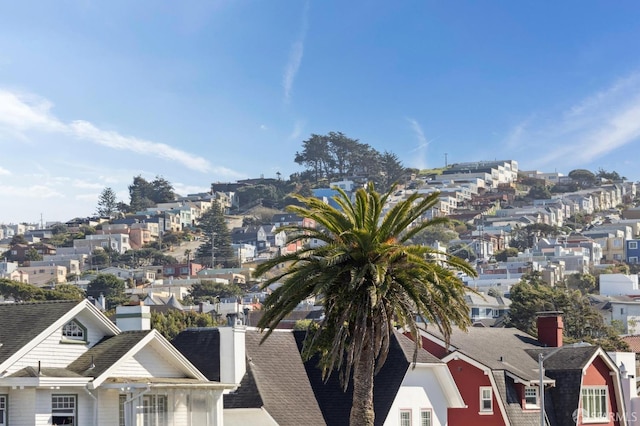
421 410 432 426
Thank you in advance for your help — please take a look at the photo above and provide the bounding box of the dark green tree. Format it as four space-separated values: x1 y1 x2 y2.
254 184 477 425
150 176 177 203
409 224 459 246
295 134 332 184
25 247 43 262
379 151 407 191
507 273 627 351
183 281 243 305
494 247 520 262
86 274 127 309
129 176 156 212
568 169 597 188
96 187 118 217
151 310 218 340
527 185 552 200
195 202 239 268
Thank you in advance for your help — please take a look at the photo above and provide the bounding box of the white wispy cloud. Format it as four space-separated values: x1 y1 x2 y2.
283 2 310 104
510 71 640 170
406 117 430 169
0 88 215 173
0 184 64 198
0 166 11 175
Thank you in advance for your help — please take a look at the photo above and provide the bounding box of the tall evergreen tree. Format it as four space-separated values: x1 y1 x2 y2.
96 187 118 217
195 202 239 268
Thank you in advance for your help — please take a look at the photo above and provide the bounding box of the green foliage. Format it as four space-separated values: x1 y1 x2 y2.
25 247 43 262
568 169 597 188
184 281 243 305
294 132 408 191
0 279 83 302
596 168 624 182
410 224 459 246
151 310 218 340
10 234 27 246
448 243 476 262
565 273 597 294
195 202 239 268
86 274 127 309
254 183 477 423
527 184 552 200
127 175 176 212
96 187 118 217
507 273 628 351
494 247 519 262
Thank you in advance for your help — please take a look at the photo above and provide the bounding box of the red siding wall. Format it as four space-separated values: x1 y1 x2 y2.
578 356 621 426
447 358 507 426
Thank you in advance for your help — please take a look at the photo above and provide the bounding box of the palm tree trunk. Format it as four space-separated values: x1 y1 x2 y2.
350 339 375 426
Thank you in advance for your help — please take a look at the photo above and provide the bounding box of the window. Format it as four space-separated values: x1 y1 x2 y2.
141 395 167 426
0 395 6 426
62 320 86 342
480 386 493 412
524 386 539 408
420 409 432 426
119 394 126 426
630 242 638 250
399 410 411 426
630 257 639 264
52 394 76 426
581 387 608 422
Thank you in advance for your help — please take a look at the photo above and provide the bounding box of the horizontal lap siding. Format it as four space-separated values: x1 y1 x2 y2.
112 344 184 378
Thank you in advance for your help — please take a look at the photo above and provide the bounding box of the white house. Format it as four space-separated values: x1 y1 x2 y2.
0 300 235 425
599 273 640 296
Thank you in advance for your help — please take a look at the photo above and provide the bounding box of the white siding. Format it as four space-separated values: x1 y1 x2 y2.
8 388 35 426
97 389 121 426
111 343 184 378
383 366 448 426
6 311 112 375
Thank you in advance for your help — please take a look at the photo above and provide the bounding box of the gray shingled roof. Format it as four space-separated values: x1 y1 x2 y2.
0 300 81 365
426 326 547 382
67 331 152 377
240 331 326 425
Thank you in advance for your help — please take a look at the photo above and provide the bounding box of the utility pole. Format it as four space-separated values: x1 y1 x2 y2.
539 353 545 426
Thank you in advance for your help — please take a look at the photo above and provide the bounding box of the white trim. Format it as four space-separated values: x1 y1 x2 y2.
440 351 511 425
479 386 493 414
0 300 120 373
580 348 627 425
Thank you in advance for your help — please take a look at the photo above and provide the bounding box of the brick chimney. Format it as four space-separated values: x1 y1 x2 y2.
536 311 563 347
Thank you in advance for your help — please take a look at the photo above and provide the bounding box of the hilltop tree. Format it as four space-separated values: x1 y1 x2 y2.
568 169 597 188
183 281 244 305
151 310 218 340
127 175 177 212
195 202 238 268
96 187 118 217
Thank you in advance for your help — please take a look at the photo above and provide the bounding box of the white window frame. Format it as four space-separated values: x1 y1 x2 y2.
0 394 7 426
399 409 412 426
630 241 638 250
62 319 87 343
420 408 432 426
581 386 608 422
524 386 539 409
480 386 493 413
139 394 167 426
52 394 77 426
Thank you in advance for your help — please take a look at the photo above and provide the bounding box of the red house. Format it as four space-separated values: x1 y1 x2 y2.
416 312 628 426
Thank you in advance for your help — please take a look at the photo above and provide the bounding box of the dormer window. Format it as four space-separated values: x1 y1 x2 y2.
524 386 539 408
62 320 87 343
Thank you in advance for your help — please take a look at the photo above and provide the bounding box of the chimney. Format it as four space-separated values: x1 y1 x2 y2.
116 302 151 331
218 322 246 385
536 311 563 347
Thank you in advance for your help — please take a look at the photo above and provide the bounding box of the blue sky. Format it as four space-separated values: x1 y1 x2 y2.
1 1 640 224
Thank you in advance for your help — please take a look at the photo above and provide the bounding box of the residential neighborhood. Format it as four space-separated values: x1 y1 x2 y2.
3 159 640 425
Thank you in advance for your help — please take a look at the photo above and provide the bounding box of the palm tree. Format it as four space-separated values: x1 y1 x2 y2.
254 183 477 425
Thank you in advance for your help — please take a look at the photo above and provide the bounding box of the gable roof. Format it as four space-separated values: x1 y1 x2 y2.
424 326 545 383
0 300 86 365
172 327 325 425
67 330 153 377
298 330 442 426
